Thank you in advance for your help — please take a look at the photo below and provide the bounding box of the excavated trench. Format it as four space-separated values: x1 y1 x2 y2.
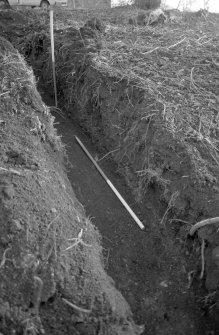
33 19 219 335
41 94 216 335
1 8 219 334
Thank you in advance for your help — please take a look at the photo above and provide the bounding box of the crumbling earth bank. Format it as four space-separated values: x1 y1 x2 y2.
17 10 219 223
60 61 219 295
33 13 219 300
0 37 143 335
12 8 219 298
69 33 219 296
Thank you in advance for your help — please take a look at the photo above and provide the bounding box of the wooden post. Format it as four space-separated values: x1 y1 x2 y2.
75 136 145 230
50 8 58 107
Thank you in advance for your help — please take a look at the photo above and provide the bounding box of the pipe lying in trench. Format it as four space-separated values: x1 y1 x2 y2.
75 136 145 230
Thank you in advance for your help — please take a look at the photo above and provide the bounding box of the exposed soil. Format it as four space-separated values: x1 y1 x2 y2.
1 6 219 335
0 37 143 335
41 94 219 335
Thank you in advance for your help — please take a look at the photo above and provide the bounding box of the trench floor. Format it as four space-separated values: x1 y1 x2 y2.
42 95 211 335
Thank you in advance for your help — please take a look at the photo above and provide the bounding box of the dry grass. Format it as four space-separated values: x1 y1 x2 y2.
0 40 64 153
92 17 219 148
15 8 219 206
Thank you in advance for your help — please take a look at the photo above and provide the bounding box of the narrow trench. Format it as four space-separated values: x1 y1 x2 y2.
42 94 208 335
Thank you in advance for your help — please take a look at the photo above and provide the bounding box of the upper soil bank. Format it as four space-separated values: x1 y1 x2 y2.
0 37 143 335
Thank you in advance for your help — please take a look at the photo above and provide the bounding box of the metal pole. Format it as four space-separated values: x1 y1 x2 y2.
50 9 58 107
75 136 145 230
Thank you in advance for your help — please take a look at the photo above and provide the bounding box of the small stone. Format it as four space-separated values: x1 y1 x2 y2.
11 219 23 231
0 236 9 246
30 164 37 170
51 208 57 214
3 185 15 199
160 280 169 288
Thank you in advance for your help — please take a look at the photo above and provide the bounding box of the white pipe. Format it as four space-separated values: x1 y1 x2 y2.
75 136 145 230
